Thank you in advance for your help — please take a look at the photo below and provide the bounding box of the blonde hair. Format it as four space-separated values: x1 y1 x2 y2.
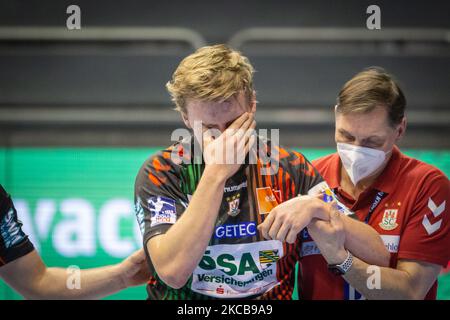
166 44 255 114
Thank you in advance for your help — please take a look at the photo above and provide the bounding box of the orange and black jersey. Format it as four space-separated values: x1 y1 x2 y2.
0 185 34 267
134 137 323 300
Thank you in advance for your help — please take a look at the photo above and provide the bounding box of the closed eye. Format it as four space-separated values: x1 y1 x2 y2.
362 139 384 148
338 129 355 142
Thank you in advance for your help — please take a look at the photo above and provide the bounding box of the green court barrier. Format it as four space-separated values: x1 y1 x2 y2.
0 148 449 300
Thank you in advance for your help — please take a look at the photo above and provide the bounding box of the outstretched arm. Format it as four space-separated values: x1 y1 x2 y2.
0 248 149 299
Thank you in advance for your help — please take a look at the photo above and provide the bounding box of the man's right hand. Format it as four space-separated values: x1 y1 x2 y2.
203 112 256 181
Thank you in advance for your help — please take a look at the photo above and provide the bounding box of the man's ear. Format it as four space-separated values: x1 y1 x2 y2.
396 116 407 141
181 112 191 129
250 91 257 113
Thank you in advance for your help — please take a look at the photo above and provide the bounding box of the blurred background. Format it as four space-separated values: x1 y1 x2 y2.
0 0 449 299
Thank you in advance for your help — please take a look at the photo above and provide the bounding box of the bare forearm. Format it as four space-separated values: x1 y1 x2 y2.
31 265 124 299
342 257 418 300
342 215 390 266
148 167 226 286
0 250 133 299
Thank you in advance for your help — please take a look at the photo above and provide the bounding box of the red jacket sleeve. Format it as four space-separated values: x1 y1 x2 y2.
397 170 450 267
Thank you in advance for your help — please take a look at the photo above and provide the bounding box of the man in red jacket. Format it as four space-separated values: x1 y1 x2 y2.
298 67 449 299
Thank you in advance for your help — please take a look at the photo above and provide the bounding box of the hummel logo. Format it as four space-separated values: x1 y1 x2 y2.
422 198 445 235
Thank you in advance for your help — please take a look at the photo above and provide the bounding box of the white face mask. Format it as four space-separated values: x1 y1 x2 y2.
336 142 389 186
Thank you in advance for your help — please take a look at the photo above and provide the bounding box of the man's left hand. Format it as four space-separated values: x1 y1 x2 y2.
307 206 347 264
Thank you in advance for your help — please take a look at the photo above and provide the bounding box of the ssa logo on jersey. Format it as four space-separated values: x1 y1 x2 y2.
148 196 177 227
191 241 283 298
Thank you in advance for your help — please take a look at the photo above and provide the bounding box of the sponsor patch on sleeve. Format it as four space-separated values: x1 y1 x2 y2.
148 196 177 227
300 241 321 257
380 235 400 253
307 181 354 216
